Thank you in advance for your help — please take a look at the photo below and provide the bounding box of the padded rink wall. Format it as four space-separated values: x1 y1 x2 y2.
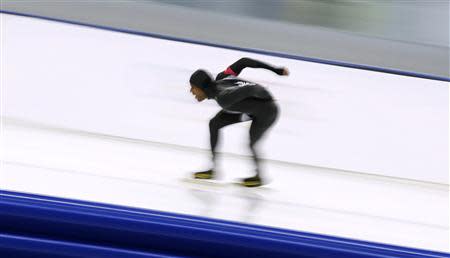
1 190 448 258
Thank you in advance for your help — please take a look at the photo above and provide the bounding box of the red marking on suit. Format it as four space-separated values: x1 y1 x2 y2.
224 67 237 76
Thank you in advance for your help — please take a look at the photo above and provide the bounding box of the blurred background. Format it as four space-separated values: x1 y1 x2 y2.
2 0 449 77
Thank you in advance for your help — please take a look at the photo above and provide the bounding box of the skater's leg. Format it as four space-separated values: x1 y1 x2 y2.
194 110 243 179
209 110 244 165
247 101 279 180
225 98 279 186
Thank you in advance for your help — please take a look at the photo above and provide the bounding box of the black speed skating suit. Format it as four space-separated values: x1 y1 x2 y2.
195 58 283 177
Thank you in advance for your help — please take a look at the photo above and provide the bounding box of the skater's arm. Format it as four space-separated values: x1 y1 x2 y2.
224 57 289 76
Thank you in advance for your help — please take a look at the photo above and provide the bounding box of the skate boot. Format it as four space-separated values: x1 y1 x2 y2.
241 175 263 187
193 169 215 179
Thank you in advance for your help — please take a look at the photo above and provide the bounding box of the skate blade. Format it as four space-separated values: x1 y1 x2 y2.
238 182 263 188
194 174 214 180
180 178 228 188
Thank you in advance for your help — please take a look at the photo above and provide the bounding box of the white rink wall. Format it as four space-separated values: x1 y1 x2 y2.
1 14 448 184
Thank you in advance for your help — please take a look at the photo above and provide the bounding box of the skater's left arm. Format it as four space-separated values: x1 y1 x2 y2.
224 57 289 77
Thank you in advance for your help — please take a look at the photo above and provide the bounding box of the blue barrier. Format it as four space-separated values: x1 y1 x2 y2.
0 9 449 82
1 190 448 258
0 233 181 258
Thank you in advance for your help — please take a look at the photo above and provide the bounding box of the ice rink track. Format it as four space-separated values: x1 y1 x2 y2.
0 12 449 254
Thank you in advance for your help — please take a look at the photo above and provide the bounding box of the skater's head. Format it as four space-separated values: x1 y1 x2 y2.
189 69 212 102
190 85 207 102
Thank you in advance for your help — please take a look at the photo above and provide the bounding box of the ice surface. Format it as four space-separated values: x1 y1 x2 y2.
1 119 448 252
